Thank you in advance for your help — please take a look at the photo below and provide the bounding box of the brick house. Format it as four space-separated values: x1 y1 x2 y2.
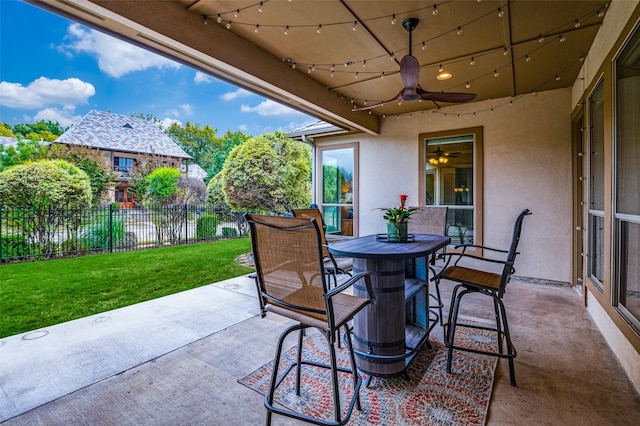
55 110 193 207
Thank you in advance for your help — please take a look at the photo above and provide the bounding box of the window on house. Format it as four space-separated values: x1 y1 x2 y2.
317 144 357 237
421 128 483 247
614 23 640 328
114 157 133 173
587 79 605 291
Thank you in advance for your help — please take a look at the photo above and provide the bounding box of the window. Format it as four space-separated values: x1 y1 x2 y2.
317 144 357 237
587 79 605 290
420 128 483 247
114 157 133 174
614 23 640 328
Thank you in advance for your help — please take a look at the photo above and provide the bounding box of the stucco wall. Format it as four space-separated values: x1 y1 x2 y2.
319 88 572 282
571 0 640 106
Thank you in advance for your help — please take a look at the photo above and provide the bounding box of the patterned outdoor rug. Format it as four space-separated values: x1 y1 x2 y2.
239 325 497 425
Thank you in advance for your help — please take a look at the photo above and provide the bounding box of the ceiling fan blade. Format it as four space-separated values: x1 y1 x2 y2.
400 55 420 100
351 89 404 111
418 88 477 103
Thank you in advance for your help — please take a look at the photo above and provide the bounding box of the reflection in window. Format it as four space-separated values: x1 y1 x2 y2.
425 135 475 245
588 79 605 290
320 146 354 236
114 157 133 174
614 23 640 327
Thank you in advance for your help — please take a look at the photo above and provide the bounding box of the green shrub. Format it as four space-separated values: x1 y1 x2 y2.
1 234 30 259
221 227 238 238
81 217 135 250
196 214 218 239
59 238 88 253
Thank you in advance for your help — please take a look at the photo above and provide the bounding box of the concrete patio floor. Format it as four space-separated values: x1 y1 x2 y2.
1 275 639 425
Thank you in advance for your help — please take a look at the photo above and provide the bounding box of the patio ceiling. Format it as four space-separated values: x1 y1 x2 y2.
29 0 611 135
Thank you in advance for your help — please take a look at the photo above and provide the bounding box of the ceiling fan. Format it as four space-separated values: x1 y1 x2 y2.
427 146 459 165
353 18 477 111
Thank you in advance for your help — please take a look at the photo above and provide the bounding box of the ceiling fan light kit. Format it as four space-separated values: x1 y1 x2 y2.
352 18 476 112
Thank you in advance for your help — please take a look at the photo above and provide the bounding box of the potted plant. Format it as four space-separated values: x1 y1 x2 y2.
379 194 417 242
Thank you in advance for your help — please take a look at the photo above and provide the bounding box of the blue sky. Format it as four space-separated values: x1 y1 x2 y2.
0 0 315 135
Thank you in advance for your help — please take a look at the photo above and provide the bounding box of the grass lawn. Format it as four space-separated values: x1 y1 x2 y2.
0 238 254 338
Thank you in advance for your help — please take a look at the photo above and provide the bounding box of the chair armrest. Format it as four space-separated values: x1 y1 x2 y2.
327 271 375 303
431 252 510 280
454 243 508 254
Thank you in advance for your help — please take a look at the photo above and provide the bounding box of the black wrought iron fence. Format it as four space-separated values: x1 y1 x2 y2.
0 204 250 263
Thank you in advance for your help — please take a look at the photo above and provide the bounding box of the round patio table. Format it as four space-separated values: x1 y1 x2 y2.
329 233 450 379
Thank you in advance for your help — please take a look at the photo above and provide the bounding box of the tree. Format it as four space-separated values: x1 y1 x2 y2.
146 167 181 205
0 123 14 137
145 167 207 244
11 120 67 142
166 121 219 173
127 153 170 205
206 173 227 207
0 160 92 257
207 130 249 182
220 132 311 213
0 139 48 171
46 144 117 204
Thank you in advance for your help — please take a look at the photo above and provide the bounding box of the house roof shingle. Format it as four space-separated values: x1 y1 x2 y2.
56 110 192 159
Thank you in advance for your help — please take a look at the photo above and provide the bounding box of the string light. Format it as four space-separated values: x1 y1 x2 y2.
270 6 595 111
233 9 239 18
226 21 232 29
574 20 581 28
498 8 504 18
317 24 322 34
203 16 208 25
258 2 264 12
597 9 606 18
216 14 222 24
432 5 438 15
254 24 259 33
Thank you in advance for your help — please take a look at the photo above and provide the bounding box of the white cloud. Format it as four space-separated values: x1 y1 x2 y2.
60 23 180 78
33 107 83 127
163 104 193 119
160 117 182 129
180 104 193 116
194 71 213 84
221 88 253 101
238 124 249 132
0 77 95 109
240 100 305 117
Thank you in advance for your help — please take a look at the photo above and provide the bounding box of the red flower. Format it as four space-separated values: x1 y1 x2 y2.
379 194 417 224
399 194 408 210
